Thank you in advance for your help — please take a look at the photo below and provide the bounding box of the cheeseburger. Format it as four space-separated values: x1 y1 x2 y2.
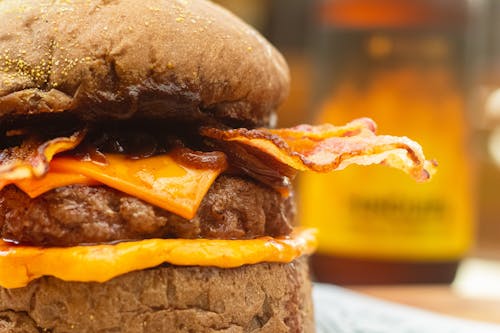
0 1 434 332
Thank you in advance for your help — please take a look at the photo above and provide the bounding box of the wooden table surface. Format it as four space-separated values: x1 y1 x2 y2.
350 285 500 324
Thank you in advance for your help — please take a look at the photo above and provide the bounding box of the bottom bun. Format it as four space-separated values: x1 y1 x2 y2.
0 257 314 333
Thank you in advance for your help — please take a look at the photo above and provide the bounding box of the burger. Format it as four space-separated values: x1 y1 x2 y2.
0 1 434 332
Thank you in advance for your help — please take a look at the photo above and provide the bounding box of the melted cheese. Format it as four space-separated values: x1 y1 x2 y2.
3 154 225 219
15 172 99 198
0 228 317 289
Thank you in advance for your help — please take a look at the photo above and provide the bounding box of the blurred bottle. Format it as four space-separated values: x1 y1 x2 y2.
300 0 475 284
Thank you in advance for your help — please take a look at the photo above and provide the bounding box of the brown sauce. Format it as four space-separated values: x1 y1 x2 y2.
170 147 228 170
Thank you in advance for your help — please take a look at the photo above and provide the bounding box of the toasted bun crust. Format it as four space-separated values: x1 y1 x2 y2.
0 257 313 333
0 0 290 127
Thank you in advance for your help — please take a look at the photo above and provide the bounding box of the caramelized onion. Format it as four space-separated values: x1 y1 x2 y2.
170 147 227 170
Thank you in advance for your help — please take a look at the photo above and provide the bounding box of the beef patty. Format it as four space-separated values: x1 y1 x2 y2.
0 175 294 247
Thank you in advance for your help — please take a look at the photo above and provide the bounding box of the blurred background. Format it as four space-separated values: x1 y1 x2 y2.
212 0 500 296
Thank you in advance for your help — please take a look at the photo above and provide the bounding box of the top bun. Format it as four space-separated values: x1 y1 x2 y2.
0 0 290 127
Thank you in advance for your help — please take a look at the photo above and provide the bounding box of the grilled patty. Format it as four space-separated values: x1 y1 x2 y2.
0 175 294 246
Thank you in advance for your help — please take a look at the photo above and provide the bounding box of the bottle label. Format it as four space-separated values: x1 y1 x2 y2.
300 163 473 260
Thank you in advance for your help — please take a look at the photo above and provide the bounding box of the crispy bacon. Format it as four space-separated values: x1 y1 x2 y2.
201 118 436 183
0 118 435 201
0 130 86 181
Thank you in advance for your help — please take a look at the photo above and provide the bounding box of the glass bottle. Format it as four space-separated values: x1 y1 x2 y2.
300 0 475 284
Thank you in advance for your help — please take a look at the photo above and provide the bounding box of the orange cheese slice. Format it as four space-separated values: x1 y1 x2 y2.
0 227 317 289
15 172 100 198
49 155 225 219
1 154 226 219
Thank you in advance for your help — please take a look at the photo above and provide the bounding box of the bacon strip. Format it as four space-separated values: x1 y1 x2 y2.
0 129 85 181
201 118 436 182
0 118 434 203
